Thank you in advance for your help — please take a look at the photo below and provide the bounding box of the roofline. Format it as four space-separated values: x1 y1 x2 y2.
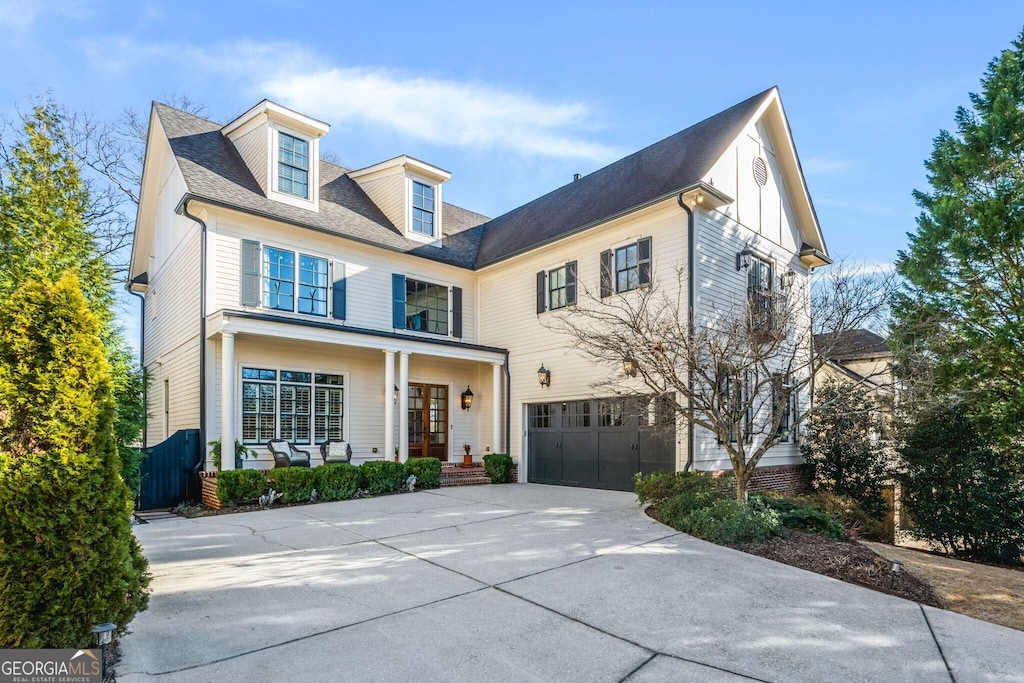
221 99 330 138
348 154 452 182
175 193 477 271
475 182 722 270
128 104 162 284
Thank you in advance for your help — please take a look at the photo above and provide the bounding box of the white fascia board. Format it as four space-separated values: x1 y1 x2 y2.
222 99 330 139
348 155 451 184
129 106 166 284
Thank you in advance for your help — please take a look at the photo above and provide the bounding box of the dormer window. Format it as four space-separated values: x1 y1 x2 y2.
278 133 309 199
412 182 435 236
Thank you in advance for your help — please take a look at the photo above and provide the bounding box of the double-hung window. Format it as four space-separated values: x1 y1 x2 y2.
278 132 309 199
412 182 435 236
772 373 793 440
601 237 652 297
242 367 344 445
549 266 567 310
747 257 774 333
536 262 577 313
261 246 328 317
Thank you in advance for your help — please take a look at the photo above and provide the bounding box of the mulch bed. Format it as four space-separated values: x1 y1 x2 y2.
732 530 947 608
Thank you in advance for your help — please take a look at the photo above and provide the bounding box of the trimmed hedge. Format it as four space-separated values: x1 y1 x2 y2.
483 453 513 483
634 471 726 508
267 467 318 503
315 463 363 501
216 469 268 506
405 457 441 488
361 460 406 495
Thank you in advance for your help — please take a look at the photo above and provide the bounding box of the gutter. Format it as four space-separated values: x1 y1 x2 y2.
176 198 208 458
677 195 696 472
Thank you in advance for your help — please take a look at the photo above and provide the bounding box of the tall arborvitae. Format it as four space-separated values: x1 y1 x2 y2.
0 274 149 647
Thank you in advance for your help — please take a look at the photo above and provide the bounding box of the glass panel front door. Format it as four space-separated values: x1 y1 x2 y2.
409 384 448 460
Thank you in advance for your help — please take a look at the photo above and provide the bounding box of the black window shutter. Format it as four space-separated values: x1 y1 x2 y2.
332 261 346 320
600 250 612 298
241 239 261 306
452 286 463 337
566 261 577 306
536 271 546 314
638 237 652 287
392 274 406 329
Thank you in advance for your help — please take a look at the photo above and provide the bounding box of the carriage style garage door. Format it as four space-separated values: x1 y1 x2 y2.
527 396 676 491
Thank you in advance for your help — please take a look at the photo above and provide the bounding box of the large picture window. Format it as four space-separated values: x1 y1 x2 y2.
241 367 344 445
405 278 448 335
262 247 328 317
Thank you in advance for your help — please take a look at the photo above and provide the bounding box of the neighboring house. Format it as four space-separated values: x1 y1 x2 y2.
814 329 895 434
129 86 830 492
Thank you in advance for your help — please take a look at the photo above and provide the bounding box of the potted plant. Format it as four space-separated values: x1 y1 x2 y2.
462 443 473 468
209 439 258 470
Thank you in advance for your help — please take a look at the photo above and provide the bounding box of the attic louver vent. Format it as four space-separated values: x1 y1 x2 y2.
753 156 768 187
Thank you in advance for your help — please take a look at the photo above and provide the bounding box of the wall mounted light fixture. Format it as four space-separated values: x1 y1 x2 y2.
736 248 754 271
461 386 474 410
537 364 551 388
393 385 399 404
623 355 638 377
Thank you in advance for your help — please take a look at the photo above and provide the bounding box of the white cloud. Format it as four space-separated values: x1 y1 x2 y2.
0 0 91 31
261 66 618 162
802 154 855 175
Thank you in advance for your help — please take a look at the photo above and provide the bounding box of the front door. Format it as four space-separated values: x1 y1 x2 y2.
409 384 448 460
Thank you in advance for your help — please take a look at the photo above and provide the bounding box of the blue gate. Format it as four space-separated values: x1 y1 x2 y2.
137 429 202 510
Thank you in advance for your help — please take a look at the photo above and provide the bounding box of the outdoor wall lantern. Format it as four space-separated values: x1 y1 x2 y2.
461 386 474 410
393 385 399 404
780 269 797 293
623 355 638 377
537 364 551 388
736 248 754 271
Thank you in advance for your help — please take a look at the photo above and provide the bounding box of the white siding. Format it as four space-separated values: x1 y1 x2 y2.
231 125 270 193
355 172 406 232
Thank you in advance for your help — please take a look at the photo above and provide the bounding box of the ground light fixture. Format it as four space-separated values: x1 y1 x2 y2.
537 364 551 387
92 623 115 678
461 386 474 410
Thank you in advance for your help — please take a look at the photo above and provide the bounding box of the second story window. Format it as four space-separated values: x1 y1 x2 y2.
747 257 774 333
548 266 567 310
405 278 448 334
262 247 327 317
278 132 309 199
601 237 652 297
412 181 435 236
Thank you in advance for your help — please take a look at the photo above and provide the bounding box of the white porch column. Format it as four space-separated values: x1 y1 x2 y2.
220 330 235 471
492 362 502 455
398 351 410 462
383 350 396 463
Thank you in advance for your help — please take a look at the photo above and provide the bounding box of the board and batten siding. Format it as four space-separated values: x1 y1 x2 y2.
206 209 477 342
477 199 689 465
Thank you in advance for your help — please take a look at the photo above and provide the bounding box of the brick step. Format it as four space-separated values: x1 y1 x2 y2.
441 474 493 487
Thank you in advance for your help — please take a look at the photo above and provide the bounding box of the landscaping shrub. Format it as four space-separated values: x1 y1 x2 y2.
267 467 318 503
900 406 1024 565
799 491 889 541
216 469 268 506
405 457 441 488
483 453 514 483
315 463 363 501
361 460 406 495
756 494 846 540
662 495 781 544
634 470 730 507
0 275 150 647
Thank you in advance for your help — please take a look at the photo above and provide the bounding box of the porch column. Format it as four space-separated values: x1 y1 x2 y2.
383 350 395 463
220 330 235 471
492 362 502 455
398 351 410 462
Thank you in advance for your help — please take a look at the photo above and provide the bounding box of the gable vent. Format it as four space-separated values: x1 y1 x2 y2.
752 156 768 187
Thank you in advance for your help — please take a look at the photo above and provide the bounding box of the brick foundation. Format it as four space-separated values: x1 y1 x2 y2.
199 471 220 509
747 464 810 495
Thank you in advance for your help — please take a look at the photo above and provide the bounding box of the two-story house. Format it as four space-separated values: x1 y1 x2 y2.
129 86 830 492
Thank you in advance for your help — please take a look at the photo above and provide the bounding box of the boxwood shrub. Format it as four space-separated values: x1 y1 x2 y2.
267 467 318 503
405 457 441 488
634 470 723 508
361 460 406 495
661 495 781 544
315 463 363 501
483 453 513 483
216 469 268 506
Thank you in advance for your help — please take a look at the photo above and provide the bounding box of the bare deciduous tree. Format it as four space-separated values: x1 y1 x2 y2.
548 259 896 500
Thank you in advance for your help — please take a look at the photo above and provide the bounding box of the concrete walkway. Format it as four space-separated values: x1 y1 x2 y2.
119 485 1024 682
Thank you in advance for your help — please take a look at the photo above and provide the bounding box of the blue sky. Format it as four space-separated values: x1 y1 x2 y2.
2 1 1023 344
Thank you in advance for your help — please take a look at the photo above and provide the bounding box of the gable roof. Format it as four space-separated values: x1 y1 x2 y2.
473 88 775 268
152 103 488 269
814 329 891 361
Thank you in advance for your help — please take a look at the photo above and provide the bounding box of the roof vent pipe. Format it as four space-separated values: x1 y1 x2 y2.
573 173 582 181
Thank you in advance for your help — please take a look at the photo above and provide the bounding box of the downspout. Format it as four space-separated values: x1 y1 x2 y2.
677 195 696 472
128 289 147 448
503 350 511 456
178 198 208 461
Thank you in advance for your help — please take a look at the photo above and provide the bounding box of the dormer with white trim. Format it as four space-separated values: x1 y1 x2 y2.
221 100 330 212
348 156 451 246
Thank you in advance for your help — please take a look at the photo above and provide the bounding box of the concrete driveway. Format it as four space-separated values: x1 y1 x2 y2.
119 484 1024 682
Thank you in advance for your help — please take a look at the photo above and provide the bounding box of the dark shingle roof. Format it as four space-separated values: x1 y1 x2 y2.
154 88 772 270
154 103 487 269
814 329 891 361
473 88 774 268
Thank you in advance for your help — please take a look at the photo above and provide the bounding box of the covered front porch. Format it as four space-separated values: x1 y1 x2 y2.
205 311 507 471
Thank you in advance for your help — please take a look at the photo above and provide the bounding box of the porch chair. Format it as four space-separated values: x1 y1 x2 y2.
267 440 311 468
320 440 353 465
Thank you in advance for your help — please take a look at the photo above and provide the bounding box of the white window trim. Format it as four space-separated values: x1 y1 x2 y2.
268 123 320 211
402 273 454 337
404 173 442 245
235 364 351 448
259 243 334 319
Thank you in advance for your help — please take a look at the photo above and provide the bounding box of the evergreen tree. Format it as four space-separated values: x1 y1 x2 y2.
895 30 1024 451
0 274 149 647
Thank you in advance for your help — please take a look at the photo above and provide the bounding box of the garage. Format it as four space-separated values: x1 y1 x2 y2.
527 396 676 491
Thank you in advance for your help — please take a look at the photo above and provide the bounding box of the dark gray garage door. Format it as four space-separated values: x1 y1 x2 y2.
527 396 676 491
